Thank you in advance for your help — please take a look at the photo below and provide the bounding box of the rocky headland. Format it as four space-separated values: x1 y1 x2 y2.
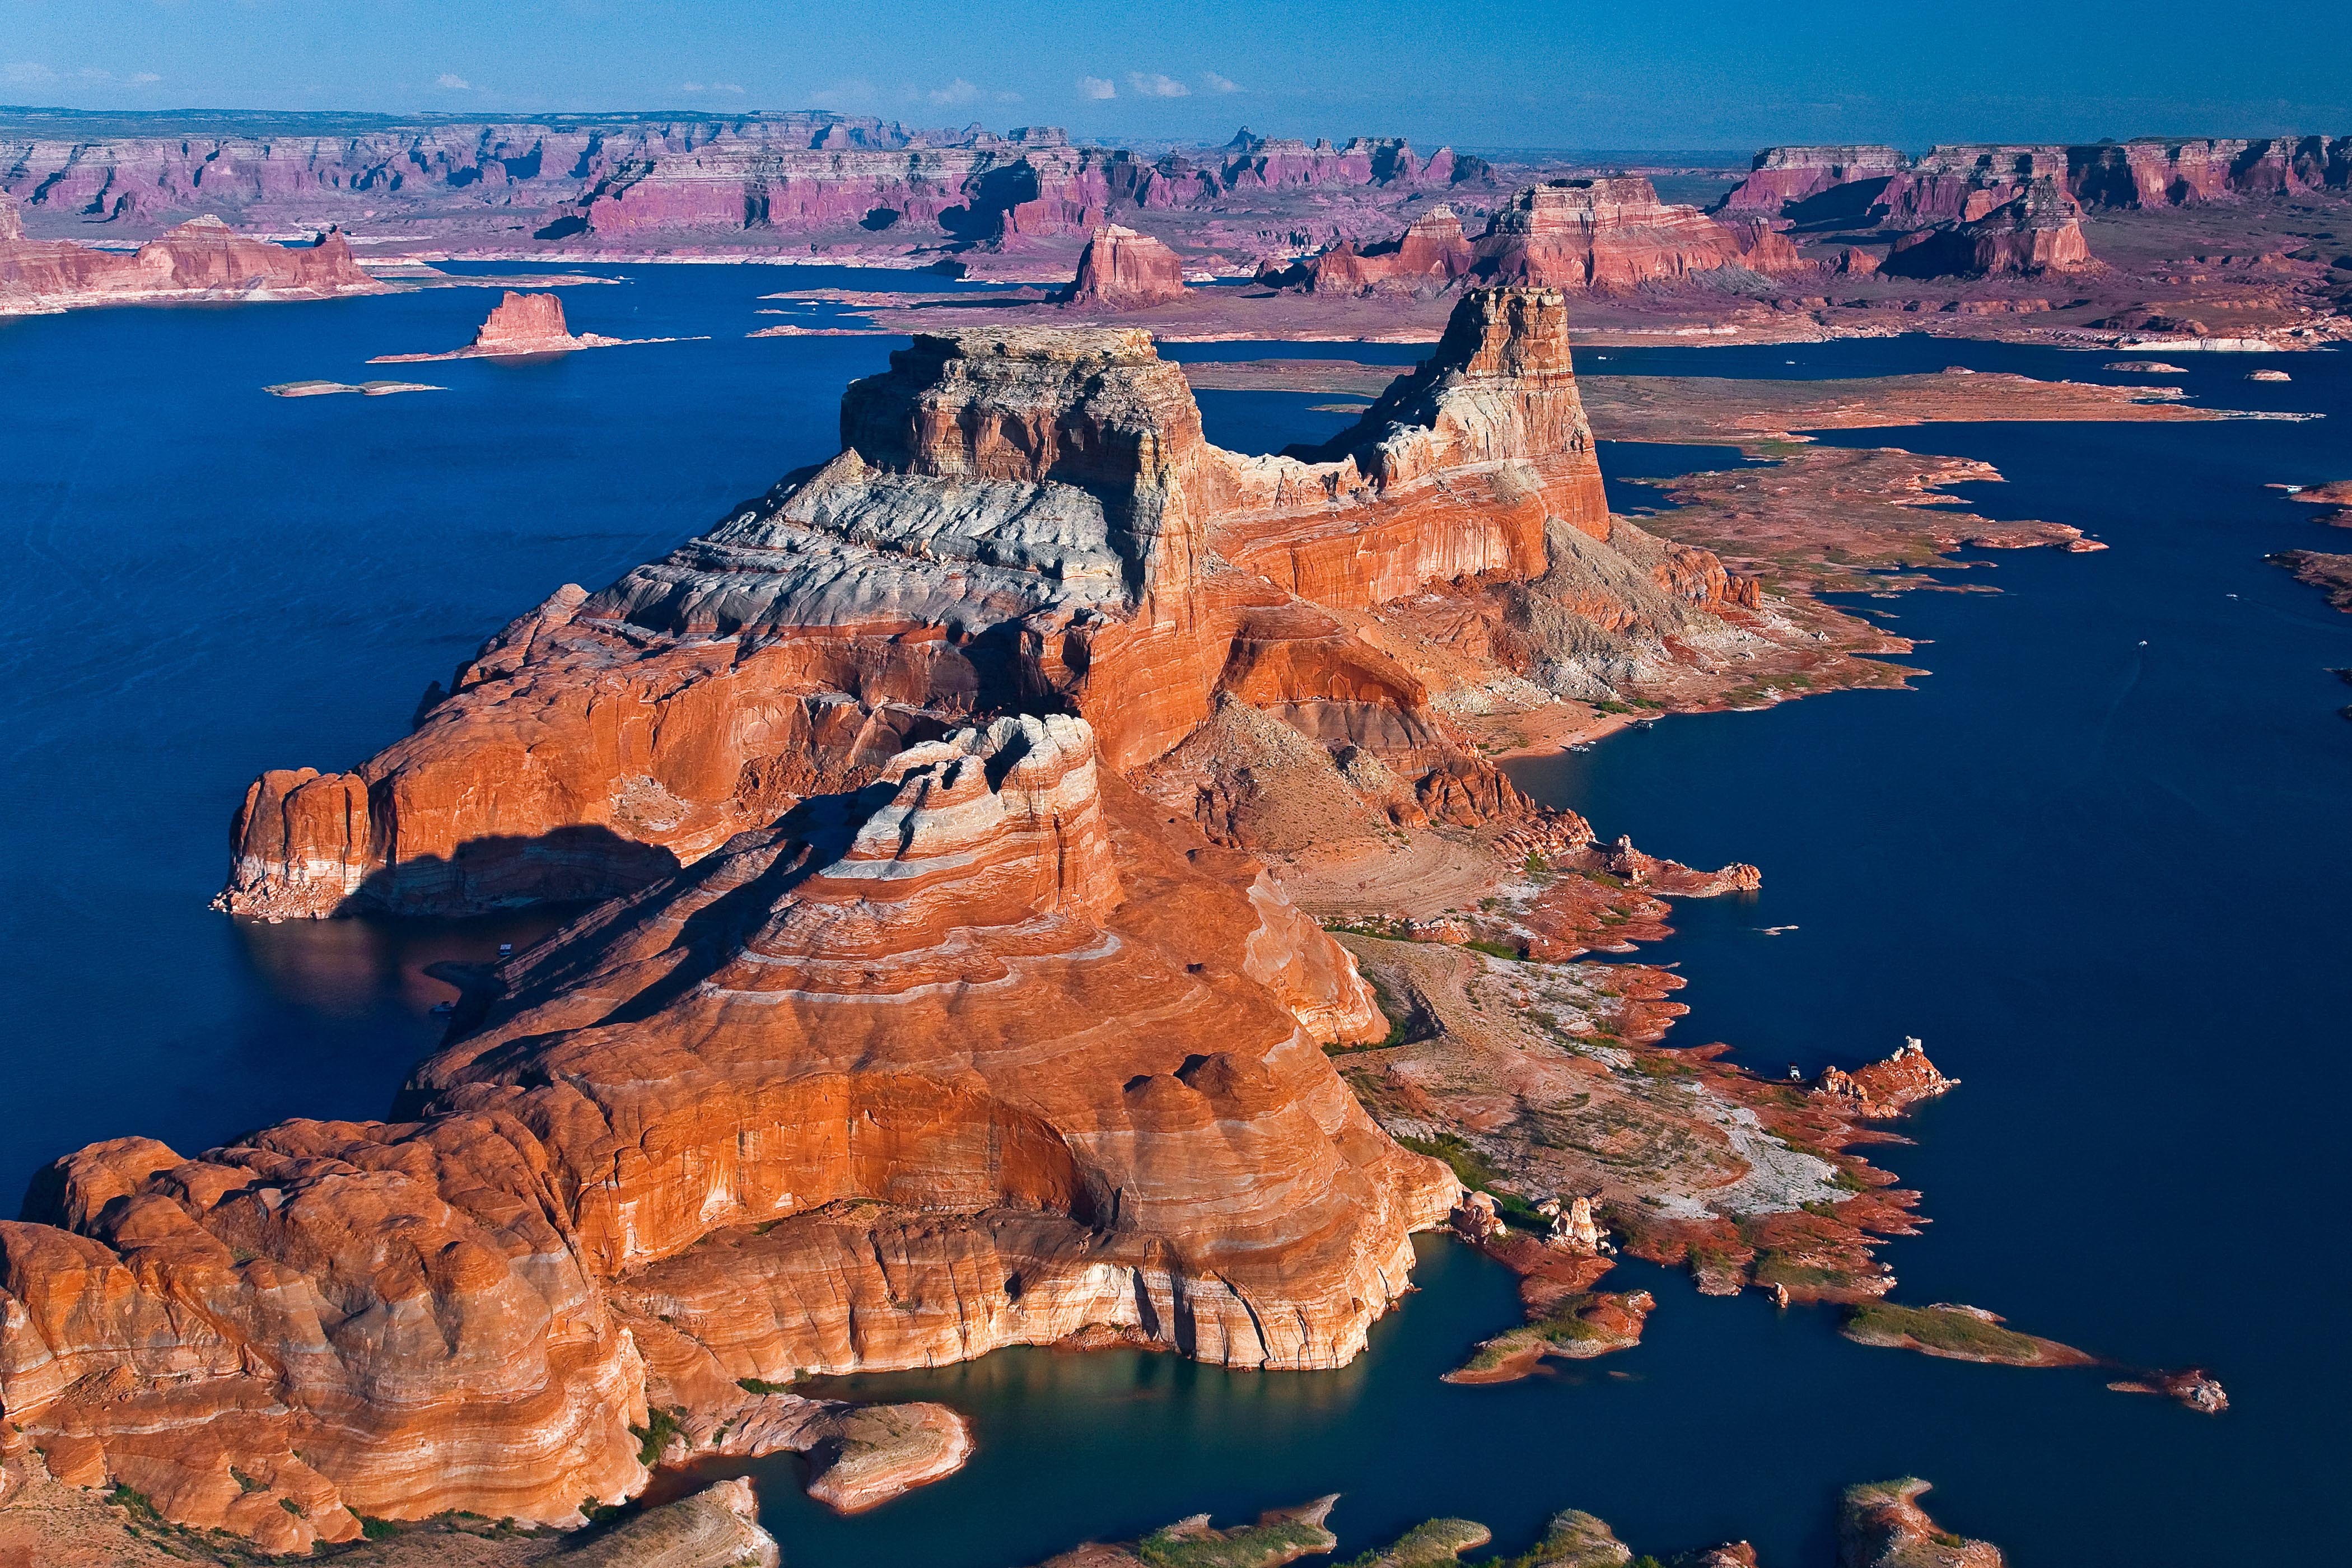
0 203 384 314
1836 1480 2004 1568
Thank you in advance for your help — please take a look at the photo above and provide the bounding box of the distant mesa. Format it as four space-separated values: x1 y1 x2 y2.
0 202 384 315
1262 178 1804 297
1058 223 1188 310
369 290 690 362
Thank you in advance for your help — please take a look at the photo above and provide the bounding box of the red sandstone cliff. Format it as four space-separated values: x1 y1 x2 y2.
1470 179 1805 290
1059 224 1188 309
7 715 1445 1546
1721 136 2352 222
0 213 380 314
1272 180 1804 298
472 290 584 350
1882 179 2093 278
1267 205 1476 296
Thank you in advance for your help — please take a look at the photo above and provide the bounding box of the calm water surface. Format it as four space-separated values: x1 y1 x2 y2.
1 272 2344 1563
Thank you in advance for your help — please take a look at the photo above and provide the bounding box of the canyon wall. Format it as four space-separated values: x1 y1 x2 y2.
0 113 1492 253
1720 135 2352 222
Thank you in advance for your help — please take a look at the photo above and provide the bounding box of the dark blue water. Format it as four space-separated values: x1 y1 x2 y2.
0 264 924 1186
2 279 2344 1562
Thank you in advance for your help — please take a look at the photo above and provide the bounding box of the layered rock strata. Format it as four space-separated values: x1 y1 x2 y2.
0 113 1492 251
1060 224 1188 309
4 715 1449 1545
221 286 1721 920
1270 180 1802 297
0 210 380 314
1882 180 2092 278
1722 136 2352 221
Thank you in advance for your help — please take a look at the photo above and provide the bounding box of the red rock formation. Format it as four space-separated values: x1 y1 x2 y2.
8 714 1446 1544
1814 1038 1957 1117
1723 136 2352 223
472 289 583 351
1715 146 1911 217
1467 179 1805 292
0 214 380 314
1060 224 1188 309
1882 180 2092 278
221 284 1682 919
1839 1480 2005 1568
1273 205 1475 296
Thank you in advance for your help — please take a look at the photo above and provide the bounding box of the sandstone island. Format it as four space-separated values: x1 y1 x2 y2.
0 279 2225 1561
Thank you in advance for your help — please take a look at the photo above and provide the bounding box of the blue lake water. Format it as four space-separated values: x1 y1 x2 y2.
1 268 2344 1564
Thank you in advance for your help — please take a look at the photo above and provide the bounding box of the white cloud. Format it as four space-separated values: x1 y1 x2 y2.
1077 76 1116 100
808 77 876 109
928 77 979 105
436 73 472 91
1202 72 1239 94
129 72 161 86
682 81 746 95
1128 72 1189 98
78 67 114 82
4 62 57 86
993 90 1023 103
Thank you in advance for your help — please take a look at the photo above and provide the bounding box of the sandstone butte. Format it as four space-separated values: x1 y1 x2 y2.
367 291 676 364
1266 178 1804 296
7 284 1836 1548
220 284 1776 920
1059 224 1189 310
0 203 381 315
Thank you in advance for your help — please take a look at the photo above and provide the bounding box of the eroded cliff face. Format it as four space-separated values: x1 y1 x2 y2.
1468 179 1804 291
1270 180 1802 297
5 716 1444 1546
1721 136 2352 221
219 284 1715 920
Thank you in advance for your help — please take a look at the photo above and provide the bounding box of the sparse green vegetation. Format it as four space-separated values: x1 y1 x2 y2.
1463 937 1524 961
736 1376 790 1396
1843 1303 2068 1365
629 1406 686 1467
1394 1133 1545 1228
1135 1518 1332 1568
1337 1517 1491 1568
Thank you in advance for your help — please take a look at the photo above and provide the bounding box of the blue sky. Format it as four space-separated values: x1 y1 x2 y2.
3 0 2347 152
